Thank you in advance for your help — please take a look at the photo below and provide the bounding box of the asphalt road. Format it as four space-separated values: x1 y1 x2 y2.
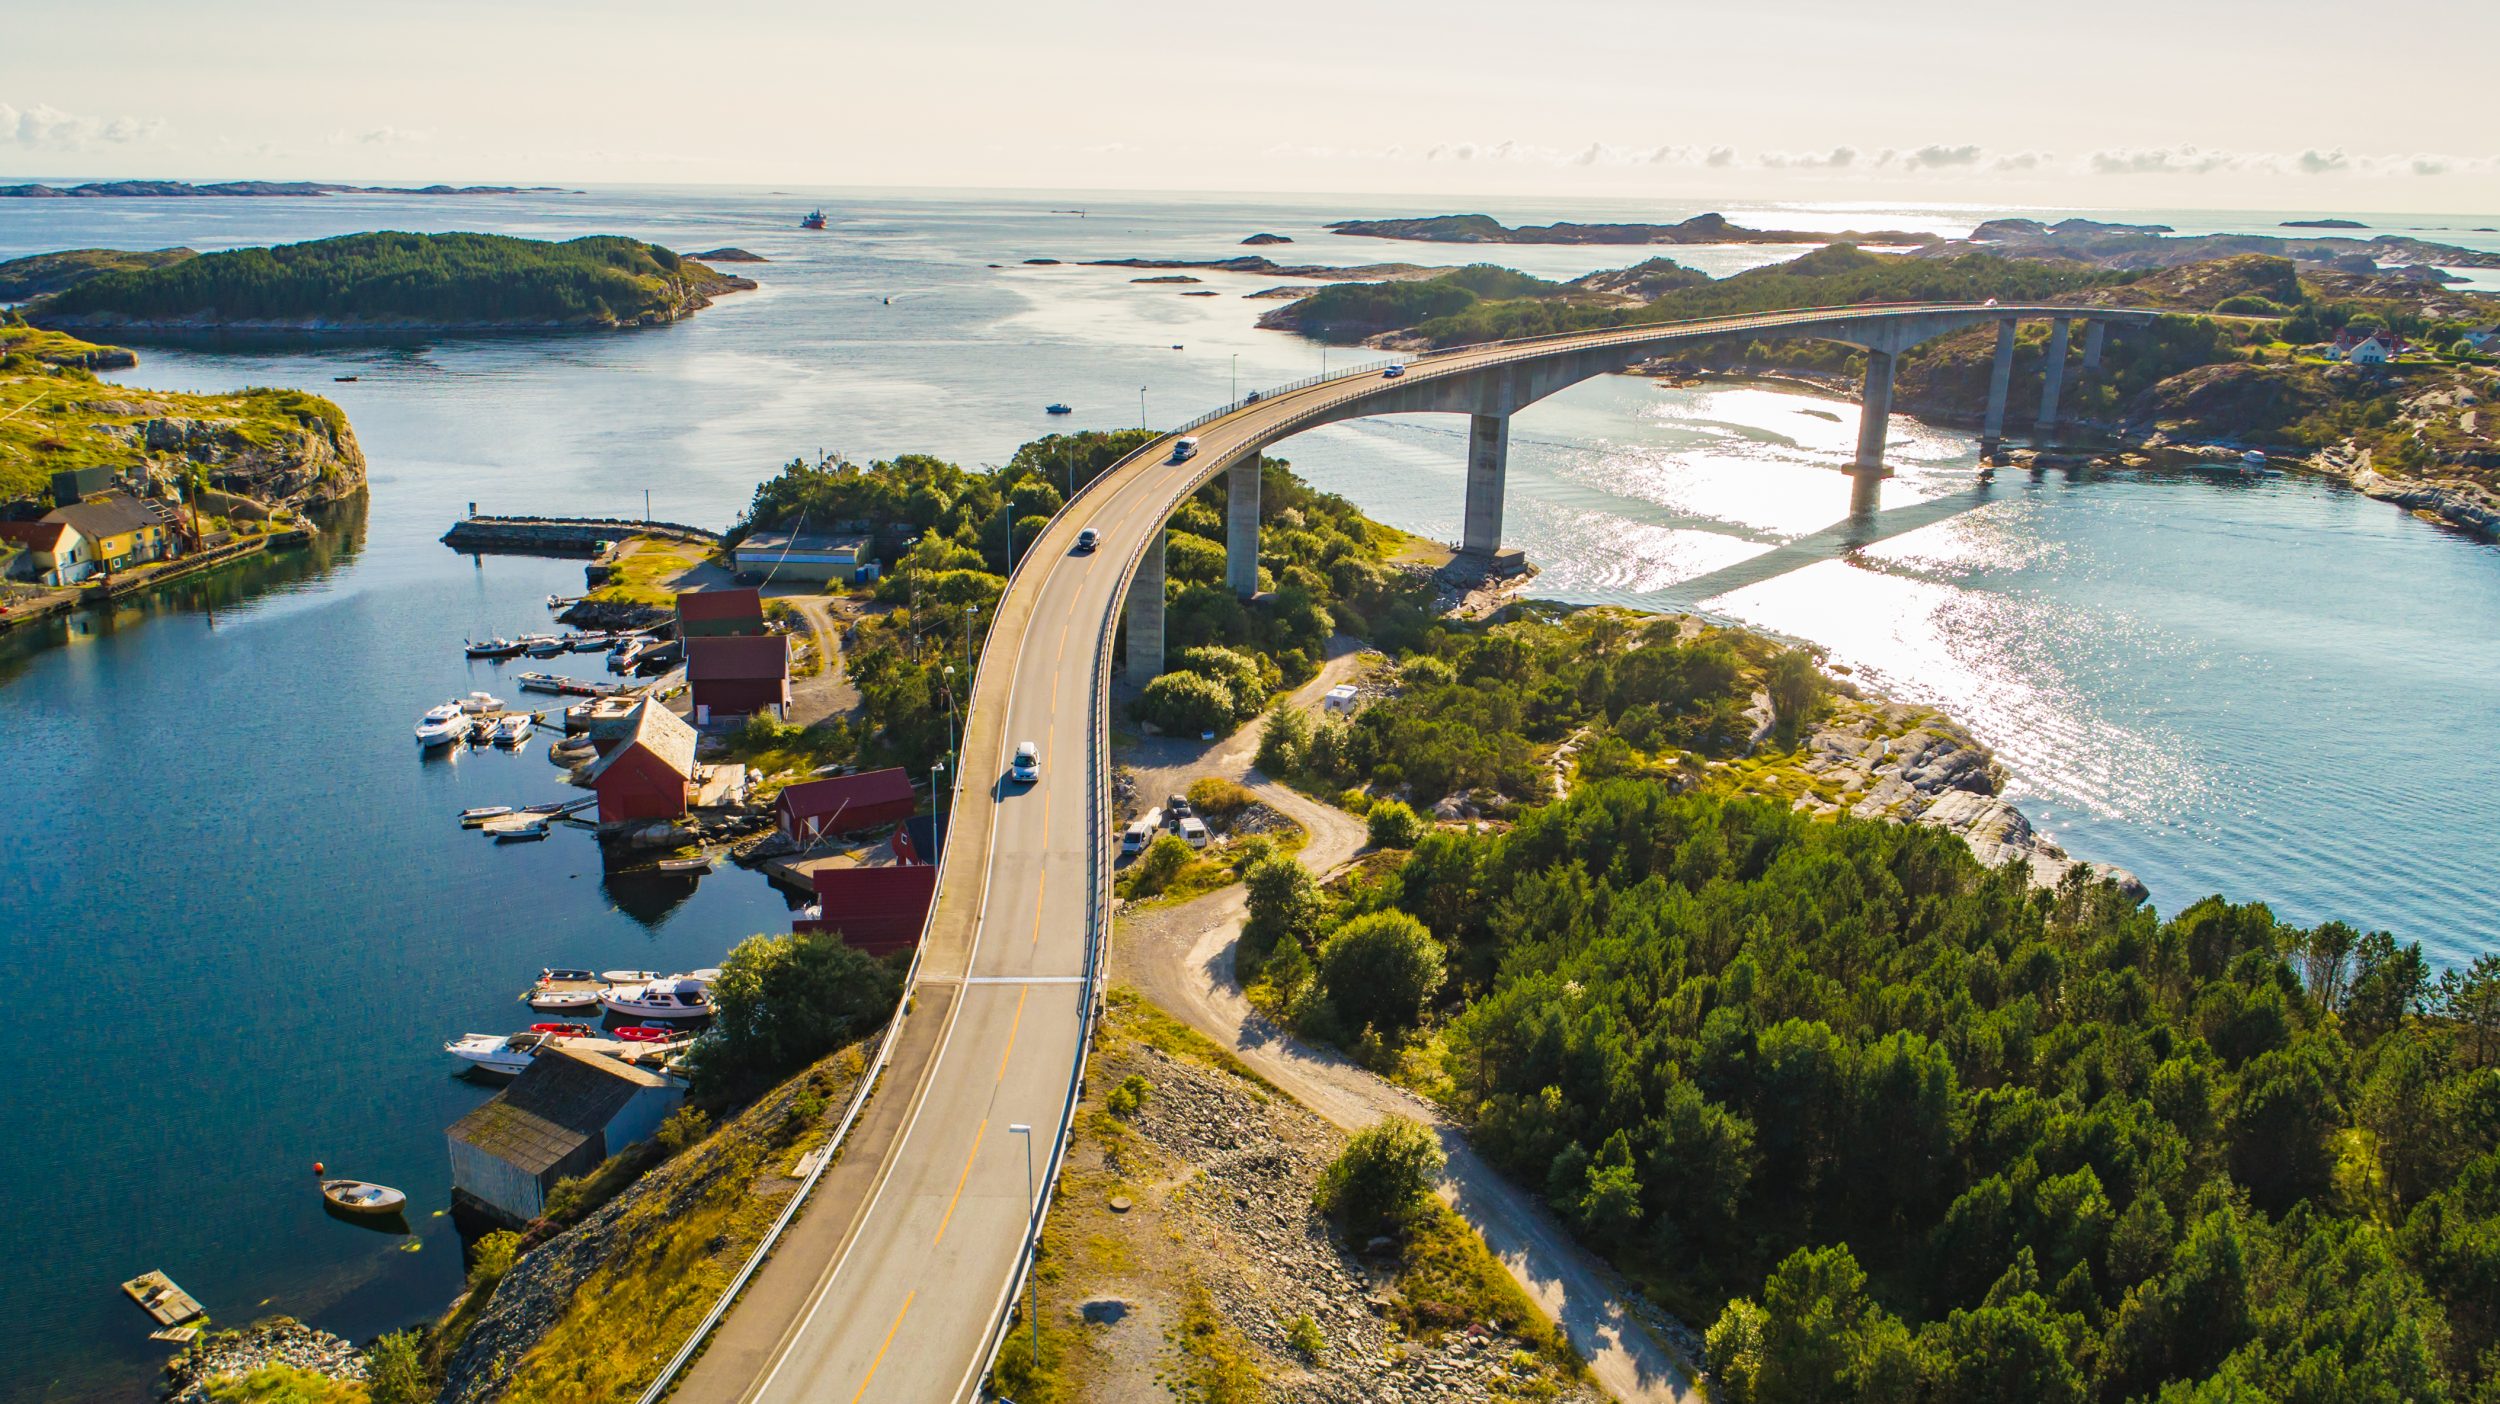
691 301 2151 1402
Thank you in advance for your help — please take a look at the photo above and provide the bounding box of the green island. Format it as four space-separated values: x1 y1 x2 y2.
1327 212 1943 246
17 231 753 334
0 246 197 302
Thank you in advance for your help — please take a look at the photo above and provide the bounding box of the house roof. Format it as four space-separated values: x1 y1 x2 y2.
0 520 72 551
446 1047 669 1176
581 698 697 783
778 767 917 823
688 633 790 682
739 530 871 558
676 587 763 623
45 493 159 540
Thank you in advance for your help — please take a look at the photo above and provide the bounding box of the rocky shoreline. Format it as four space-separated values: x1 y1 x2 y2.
160 1318 366 1402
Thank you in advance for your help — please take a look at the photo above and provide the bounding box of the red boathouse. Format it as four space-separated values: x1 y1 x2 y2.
776 767 917 845
581 700 697 824
687 634 791 722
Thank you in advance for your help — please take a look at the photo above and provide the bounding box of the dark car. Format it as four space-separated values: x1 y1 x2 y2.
1164 795 1193 825
1075 527 1100 553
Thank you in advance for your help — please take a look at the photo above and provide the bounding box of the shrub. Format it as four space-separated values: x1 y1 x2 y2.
1126 833 1193 896
1286 1313 1327 1358
696 930 904 1096
1318 910 1445 1035
1106 1073 1153 1118
1766 647 1824 738
1316 1116 1445 1238
363 1332 429 1404
1138 670 1236 736
1336 787 1373 815
1174 645 1268 721
657 1106 711 1154
1187 775 1255 820
468 1230 523 1294
1367 798 1427 849
1242 855 1323 973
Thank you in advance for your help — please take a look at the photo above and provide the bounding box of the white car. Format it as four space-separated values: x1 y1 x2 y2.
1011 741 1040 784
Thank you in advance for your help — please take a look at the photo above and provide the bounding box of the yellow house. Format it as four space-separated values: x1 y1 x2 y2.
45 494 175 575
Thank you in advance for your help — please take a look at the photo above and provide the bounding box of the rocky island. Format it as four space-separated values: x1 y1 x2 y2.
18 231 754 336
0 247 198 303
0 179 568 198
1326 210 1942 245
0 322 365 514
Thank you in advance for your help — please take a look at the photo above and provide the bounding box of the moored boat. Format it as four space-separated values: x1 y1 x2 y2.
611 1025 677 1043
527 987 601 1011
601 975 713 1020
601 969 661 985
1045 402 1073 415
487 817 550 842
521 634 567 658
415 704 467 749
320 1179 407 1216
491 713 534 747
460 805 514 826
445 1030 568 1075
458 691 505 714
466 638 525 659
655 856 712 874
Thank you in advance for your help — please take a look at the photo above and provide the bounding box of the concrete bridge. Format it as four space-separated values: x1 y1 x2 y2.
1123 300 2164 677
668 299 2169 1404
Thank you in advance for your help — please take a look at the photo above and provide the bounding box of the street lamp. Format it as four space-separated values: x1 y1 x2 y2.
944 663 958 775
1009 1122 1038 1370
1230 353 1238 405
1138 385 1147 432
932 759 947 818
965 604 979 678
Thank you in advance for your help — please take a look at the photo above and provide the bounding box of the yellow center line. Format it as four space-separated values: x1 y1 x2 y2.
933 1121 987 1246
849 1290 914 1404
997 984 1028 1081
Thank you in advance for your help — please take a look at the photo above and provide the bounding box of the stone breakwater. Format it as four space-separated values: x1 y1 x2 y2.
161 1318 366 1402
1791 701 2149 901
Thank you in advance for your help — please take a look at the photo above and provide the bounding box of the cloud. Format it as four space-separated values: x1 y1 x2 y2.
1760 146 1858 169
1705 145 1738 168
1893 143 1983 170
2087 145 2244 175
2296 148 2350 175
0 100 165 149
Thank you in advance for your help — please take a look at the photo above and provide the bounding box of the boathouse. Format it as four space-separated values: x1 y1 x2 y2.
675 586 765 638
729 529 871 583
776 766 917 844
687 633 791 722
791 803 940 956
581 699 697 824
445 1046 683 1227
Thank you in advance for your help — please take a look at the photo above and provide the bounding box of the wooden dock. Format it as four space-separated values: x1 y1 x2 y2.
121 1270 204 1330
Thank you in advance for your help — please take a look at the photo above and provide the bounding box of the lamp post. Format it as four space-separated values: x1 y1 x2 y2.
1230 353 1238 404
943 663 958 776
1139 385 1148 432
932 759 947 819
965 603 980 687
1009 1122 1037 1369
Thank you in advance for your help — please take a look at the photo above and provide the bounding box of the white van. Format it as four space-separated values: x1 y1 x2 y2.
1178 816 1211 849
1122 808 1164 855
1171 436 1200 463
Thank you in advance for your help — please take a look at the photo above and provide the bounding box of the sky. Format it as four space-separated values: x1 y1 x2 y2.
6 0 2497 213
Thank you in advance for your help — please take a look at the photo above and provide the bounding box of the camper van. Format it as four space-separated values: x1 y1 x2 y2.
1178 816 1211 849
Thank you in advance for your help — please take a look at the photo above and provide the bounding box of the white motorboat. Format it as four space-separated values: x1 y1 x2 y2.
458 691 506 714
521 634 567 658
600 976 714 1020
601 969 661 985
490 818 550 842
528 987 602 1011
445 1030 563 1076
491 713 534 747
460 805 514 826
415 704 467 749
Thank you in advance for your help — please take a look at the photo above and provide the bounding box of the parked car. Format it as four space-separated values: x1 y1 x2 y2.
1011 741 1040 784
1122 808 1165 854
1178 816 1211 848
1164 794 1192 825
1075 527 1100 553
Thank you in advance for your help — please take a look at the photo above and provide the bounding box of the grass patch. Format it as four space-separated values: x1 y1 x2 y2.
204 1365 366 1404
1392 1199 1582 1372
1103 986 1278 1094
586 536 705 607
1171 1277 1267 1403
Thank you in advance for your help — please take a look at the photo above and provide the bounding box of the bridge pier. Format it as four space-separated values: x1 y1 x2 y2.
2035 319 2072 432
1460 412 1510 560
1124 528 1164 681
1980 320 2017 458
1226 460 1260 599
2082 319 2106 371
1849 349 1896 516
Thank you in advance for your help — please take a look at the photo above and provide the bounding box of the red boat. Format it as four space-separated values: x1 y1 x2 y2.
531 1023 590 1036
612 1026 675 1043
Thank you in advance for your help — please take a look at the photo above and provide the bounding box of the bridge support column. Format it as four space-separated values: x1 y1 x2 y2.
1980 320 2017 458
1461 412 1510 558
2035 319 2072 432
1849 349 1896 516
1226 460 1260 599
2082 319 2106 371
1124 529 1165 681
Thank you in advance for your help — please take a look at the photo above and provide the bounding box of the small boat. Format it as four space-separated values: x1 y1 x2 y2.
605 640 644 673
612 1025 677 1044
656 856 713 874
460 805 514 826
601 969 662 985
446 1030 561 1075
491 713 534 747
333 375 359 383
567 633 610 653
543 968 598 982
521 634 567 658
528 987 601 1011
690 967 723 982
489 818 550 842
457 691 505 714
601 976 714 1020
466 638 525 659
800 208 828 231
531 1022 591 1036
1045 403 1073 415
320 1178 407 1216
546 594 581 610
415 704 467 749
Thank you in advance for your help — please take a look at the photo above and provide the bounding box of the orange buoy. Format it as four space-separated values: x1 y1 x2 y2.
312 1161 325 1175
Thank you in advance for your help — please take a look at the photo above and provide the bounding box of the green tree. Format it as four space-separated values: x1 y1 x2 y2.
1366 797 1427 849
1765 648 1824 739
1125 833 1193 897
1137 670 1236 736
1318 910 1446 1036
1241 854 1322 974
1257 700 1313 774
697 929 904 1094
362 1331 429 1404
468 1229 523 1294
1315 1115 1445 1237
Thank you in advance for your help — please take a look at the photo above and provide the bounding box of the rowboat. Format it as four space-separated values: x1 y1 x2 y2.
528 987 600 1011
601 969 661 985
460 805 513 826
320 1179 407 1217
612 1026 677 1043
530 1022 591 1036
655 856 713 874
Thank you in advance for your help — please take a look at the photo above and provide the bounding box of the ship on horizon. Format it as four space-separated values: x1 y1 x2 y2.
799 208 827 230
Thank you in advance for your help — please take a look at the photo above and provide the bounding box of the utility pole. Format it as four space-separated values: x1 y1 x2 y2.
1009 1123 1038 1371
1139 386 1147 432
643 488 650 524
1231 353 1238 404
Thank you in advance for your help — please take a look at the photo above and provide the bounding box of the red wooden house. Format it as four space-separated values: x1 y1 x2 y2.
776 767 917 845
687 634 790 722
794 815 940 956
580 700 697 824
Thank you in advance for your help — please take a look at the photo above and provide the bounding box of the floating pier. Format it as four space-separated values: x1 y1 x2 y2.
121 1271 204 1334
